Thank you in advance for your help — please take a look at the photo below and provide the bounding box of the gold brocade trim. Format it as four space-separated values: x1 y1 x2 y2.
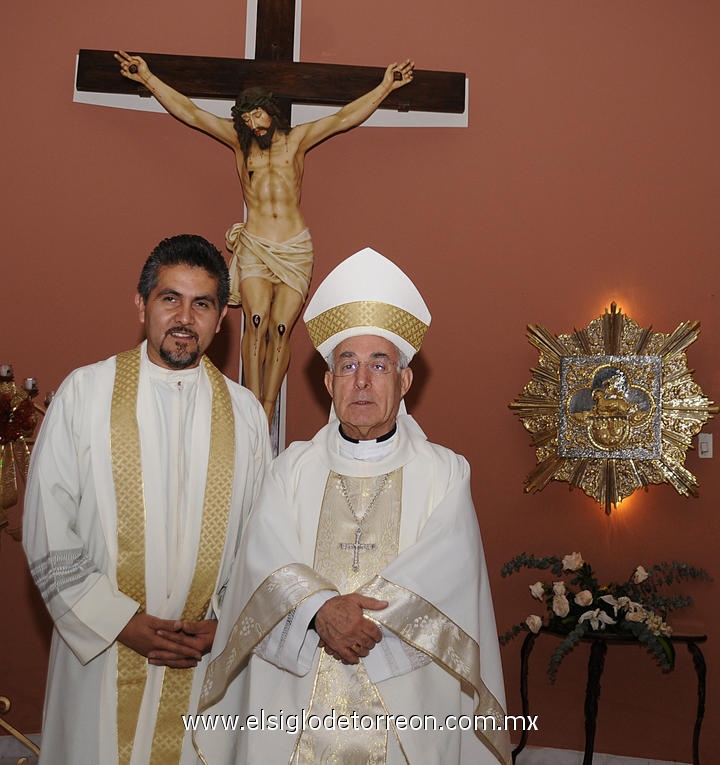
291 653 389 765
112 347 235 764
290 473 402 764
358 576 511 765
305 301 428 352
198 564 338 713
112 348 148 765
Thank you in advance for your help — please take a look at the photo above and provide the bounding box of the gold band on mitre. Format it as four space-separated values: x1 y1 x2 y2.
306 300 429 354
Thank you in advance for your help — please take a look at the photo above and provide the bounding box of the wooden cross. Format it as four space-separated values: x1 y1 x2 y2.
74 0 466 121
73 0 466 452
339 527 377 573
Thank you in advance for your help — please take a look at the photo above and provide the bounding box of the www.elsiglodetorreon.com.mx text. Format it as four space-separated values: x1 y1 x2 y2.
183 710 539 734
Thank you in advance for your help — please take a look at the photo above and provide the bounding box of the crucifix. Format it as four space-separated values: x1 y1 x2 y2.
74 0 466 446
75 2 466 119
339 528 377 573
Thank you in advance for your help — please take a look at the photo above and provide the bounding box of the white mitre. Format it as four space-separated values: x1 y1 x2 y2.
303 247 431 360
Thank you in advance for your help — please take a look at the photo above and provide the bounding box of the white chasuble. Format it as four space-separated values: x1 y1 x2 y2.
196 416 511 765
23 342 270 765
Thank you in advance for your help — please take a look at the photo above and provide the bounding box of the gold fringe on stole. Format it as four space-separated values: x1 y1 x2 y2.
112 348 235 764
358 576 511 765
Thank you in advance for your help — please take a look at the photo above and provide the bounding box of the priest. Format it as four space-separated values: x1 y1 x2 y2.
23 234 271 765
195 247 511 765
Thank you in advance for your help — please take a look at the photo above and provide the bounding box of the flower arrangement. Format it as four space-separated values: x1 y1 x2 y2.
0 368 50 544
500 552 711 681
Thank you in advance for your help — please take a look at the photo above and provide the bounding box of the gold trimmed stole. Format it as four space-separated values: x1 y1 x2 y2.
291 470 403 765
357 577 511 765
111 347 235 764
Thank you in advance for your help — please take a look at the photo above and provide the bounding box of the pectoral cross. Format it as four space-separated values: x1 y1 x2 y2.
339 527 376 572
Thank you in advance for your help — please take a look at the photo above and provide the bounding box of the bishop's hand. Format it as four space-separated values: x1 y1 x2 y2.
314 593 388 665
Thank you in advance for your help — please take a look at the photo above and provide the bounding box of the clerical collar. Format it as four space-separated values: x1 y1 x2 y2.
338 424 397 461
145 355 202 385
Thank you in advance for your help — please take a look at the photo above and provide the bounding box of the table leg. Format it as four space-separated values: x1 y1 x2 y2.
512 631 538 763
687 641 706 765
582 638 607 765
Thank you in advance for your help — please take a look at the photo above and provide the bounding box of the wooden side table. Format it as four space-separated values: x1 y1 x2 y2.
511 630 707 765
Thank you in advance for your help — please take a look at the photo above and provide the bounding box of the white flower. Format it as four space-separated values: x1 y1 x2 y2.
578 608 617 631
624 609 646 623
552 594 570 617
562 552 584 571
525 615 543 633
552 581 566 596
574 590 593 607
645 612 672 636
529 581 545 600
600 594 619 616
633 565 649 584
620 598 644 615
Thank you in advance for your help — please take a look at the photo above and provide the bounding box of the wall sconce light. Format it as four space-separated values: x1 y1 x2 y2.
510 303 718 514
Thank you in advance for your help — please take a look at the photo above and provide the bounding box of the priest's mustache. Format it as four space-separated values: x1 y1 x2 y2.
165 326 199 341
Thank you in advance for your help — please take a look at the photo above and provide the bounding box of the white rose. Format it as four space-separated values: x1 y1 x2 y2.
525 615 543 633
633 565 649 584
552 581 566 596
625 609 646 623
552 594 570 617
574 590 593 607
562 552 584 571
529 581 545 600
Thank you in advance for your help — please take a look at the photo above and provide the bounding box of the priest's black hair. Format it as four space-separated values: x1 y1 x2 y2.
137 234 230 309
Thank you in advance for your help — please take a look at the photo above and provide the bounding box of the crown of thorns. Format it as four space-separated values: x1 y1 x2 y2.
232 92 276 115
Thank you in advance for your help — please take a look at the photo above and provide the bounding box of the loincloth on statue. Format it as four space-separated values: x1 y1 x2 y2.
225 223 314 307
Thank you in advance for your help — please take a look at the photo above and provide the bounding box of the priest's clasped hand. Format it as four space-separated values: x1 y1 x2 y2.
117 612 217 669
154 619 218 666
314 593 388 665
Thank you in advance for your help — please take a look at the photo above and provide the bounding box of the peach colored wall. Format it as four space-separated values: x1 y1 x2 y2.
2 1 718 761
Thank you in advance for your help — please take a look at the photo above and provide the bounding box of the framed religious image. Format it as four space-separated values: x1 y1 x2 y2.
558 355 662 461
510 303 717 514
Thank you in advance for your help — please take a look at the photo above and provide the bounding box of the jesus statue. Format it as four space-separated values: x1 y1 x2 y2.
116 50 414 424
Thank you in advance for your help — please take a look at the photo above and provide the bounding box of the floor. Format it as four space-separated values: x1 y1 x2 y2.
0 755 38 764
516 747 691 765
0 732 39 765
0 743 691 765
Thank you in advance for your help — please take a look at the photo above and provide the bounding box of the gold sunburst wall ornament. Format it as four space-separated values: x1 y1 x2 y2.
509 303 718 514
